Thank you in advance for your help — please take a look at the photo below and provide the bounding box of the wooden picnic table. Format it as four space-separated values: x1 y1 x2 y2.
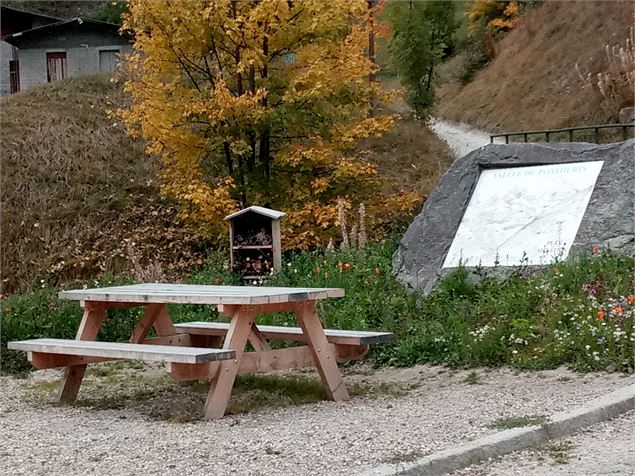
9 284 393 419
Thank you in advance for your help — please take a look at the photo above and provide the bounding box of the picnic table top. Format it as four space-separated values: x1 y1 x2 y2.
58 283 345 305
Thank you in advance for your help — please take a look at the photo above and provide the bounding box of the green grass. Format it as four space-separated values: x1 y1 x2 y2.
2 240 634 376
486 414 547 430
464 371 482 385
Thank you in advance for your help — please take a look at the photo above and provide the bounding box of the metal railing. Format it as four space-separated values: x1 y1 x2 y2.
490 123 635 144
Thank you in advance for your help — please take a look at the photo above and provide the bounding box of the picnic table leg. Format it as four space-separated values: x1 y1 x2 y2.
295 301 349 401
129 303 164 343
203 305 253 419
129 303 177 344
152 304 177 336
57 301 106 402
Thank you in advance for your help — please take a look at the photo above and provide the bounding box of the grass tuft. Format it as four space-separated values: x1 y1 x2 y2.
464 371 482 385
547 440 572 465
486 414 547 430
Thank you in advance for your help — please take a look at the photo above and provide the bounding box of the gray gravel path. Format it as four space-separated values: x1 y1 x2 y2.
454 410 635 475
429 120 503 158
1 364 633 476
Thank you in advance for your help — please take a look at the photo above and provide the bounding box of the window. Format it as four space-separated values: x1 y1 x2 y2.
9 60 19 93
282 52 296 64
46 52 66 82
99 49 119 73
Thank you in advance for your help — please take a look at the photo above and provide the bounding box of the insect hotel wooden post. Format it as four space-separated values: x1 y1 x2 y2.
224 206 286 281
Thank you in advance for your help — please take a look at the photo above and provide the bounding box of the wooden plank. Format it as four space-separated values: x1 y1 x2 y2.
58 284 345 305
272 219 282 271
294 301 349 401
249 323 271 352
169 344 369 381
56 303 106 403
9 339 236 364
102 302 147 309
152 304 177 336
203 305 253 419
129 303 163 343
229 220 235 270
28 352 115 369
142 334 192 346
174 321 395 345
189 334 224 348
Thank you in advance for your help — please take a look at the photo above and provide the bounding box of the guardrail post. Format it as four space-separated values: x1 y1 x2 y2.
505 135 509 144
568 130 573 142
623 126 629 141
523 133 528 142
594 128 600 144
545 132 550 143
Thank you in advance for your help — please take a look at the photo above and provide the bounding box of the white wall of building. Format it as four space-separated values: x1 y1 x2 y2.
18 43 132 90
9 26 132 92
1 40 16 95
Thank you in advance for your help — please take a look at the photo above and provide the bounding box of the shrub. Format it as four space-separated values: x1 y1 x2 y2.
576 27 635 111
2 241 633 375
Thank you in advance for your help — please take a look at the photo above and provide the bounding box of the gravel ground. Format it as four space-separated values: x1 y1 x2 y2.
454 410 635 475
1 363 633 476
429 119 503 158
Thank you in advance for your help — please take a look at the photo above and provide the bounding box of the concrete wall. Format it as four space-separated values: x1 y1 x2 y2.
13 27 132 91
0 40 15 96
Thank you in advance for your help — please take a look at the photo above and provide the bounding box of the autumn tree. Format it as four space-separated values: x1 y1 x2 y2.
118 0 415 248
467 0 521 36
388 0 458 120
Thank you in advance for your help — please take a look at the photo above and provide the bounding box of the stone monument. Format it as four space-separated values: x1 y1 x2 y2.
393 139 635 293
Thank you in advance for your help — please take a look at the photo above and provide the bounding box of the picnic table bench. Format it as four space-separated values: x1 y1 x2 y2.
9 284 394 419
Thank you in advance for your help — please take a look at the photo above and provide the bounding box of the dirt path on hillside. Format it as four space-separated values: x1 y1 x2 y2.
430 119 504 159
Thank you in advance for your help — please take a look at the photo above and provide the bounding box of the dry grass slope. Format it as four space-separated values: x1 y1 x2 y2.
1 1 107 19
0 75 211 293
361 120 453 198
437 0 635 133
365 78 454 198
0 75 453 293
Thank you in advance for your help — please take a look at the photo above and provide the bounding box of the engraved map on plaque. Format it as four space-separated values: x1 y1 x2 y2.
442 161 604 268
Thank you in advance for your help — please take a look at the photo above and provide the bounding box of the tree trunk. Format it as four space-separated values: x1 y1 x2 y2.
368 0 375 84
260 36 270 180
223 141 233 176
247 65 257 172
425 25 437 93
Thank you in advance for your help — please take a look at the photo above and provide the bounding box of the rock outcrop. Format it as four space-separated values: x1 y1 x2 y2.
393 140 635 293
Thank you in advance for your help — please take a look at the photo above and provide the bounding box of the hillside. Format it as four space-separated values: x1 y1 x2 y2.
437 0 634 133
0 76 452 293
0 75 213 293
1 1 108 19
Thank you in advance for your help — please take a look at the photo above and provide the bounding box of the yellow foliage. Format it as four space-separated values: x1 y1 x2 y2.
467 0 521 36
119 0 409 248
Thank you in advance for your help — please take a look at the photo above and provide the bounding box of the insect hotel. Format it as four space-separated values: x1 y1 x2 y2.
224 206 286 281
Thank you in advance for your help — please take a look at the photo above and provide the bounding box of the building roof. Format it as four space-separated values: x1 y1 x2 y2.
224 206 286 221
1 16 129 45
0 5 62 25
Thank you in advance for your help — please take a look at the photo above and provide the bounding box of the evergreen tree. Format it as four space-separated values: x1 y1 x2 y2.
389 1 458 120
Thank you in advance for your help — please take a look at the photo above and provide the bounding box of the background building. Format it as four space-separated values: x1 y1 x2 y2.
1 6 60 95
1 9 131 94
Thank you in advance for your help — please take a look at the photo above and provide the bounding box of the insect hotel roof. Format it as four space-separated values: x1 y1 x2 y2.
223 206 286 221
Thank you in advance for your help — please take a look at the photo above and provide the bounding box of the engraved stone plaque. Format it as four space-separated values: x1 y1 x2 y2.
442 161 605 267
